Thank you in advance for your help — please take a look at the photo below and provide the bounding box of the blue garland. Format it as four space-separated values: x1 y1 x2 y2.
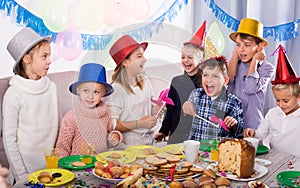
204 0 300 41
0 0 188 50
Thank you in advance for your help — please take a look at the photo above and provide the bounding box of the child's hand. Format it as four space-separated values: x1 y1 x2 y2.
232 47 239 61
139 116 157 129
224 116 237 127
152 104 166 118
253 47 266 62
108 130 123 146
244 128 255 137
182 101 195 116
155 132 166 142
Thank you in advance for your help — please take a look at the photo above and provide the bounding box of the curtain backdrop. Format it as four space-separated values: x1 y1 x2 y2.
194 0 300 113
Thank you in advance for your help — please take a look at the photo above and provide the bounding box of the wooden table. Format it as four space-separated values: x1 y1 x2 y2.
13 149 299 188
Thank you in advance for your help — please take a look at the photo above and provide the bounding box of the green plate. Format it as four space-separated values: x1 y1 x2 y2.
277 171 300 187
58 155 96 170
256 144 269 155
199 140 219 152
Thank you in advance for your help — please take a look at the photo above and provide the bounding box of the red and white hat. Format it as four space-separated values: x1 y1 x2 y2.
184 21 206 48
271 44 300 85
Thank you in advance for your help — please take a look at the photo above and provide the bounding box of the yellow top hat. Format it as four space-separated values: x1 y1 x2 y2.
229 18 268 46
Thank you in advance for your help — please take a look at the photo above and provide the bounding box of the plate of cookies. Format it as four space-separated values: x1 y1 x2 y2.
144 154 204 181
27 168 74 186
96 150 136 164
125 145 161 158
58 155 96 170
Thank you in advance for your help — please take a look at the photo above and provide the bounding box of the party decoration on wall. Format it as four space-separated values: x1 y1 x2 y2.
204 36 219 59
204 0 300 42
56 24 83 61
206 21 225 54
0 0 189 51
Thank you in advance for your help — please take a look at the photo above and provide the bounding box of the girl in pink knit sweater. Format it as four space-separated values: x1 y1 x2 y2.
55 63 122 158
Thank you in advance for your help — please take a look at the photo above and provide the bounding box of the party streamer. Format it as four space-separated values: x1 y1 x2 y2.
204 0 300 42
0 0 189 50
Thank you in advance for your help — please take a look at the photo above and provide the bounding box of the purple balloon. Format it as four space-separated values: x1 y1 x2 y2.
56 25 82 61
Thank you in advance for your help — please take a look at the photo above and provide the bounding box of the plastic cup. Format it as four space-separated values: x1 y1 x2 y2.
44 148 59 169
183 140 200 163
80 143 95 164
210 140 219 161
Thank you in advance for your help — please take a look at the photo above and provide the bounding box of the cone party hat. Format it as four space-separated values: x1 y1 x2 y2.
184 21 206 48
204 36 220 59
271 44 300 85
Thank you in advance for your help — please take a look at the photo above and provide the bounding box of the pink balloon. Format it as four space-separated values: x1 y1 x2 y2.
56 25 82 61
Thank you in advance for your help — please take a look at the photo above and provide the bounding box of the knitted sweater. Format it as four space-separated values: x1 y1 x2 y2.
3 75 58 182
55 100 113 158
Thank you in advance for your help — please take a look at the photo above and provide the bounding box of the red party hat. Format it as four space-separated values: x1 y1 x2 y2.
184 21 206 48
271 44 300 85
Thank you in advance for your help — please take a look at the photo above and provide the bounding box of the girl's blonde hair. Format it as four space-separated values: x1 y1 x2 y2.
182 43 205 65
272 83 300 97
14 40 50 78
111 53 144 94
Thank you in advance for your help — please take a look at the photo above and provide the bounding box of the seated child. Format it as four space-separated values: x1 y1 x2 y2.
244 45 300 157
55 63 122 158
182 56 244 140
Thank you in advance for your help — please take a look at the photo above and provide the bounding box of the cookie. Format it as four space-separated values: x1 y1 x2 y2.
156 152 171 159
111 152 122 159
71 161 87 167
143 147 155 155
215 176 231 187
203 168 216 179
167 156 181 163
38 172 52 183
190 166 204 173
145 155 160 164
153 159 168 167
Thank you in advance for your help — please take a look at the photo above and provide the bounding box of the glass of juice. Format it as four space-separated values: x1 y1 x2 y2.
80 143 95 164
44 148 59 169
210 140 219 161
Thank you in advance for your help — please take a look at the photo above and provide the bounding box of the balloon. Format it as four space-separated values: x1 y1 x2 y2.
55 24 82 61
42 0 69 32
206 21 225 54
82 0 104 31
69 1 88 29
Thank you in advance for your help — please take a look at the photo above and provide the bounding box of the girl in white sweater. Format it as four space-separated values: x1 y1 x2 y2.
3 28 58 183
107 35 159 149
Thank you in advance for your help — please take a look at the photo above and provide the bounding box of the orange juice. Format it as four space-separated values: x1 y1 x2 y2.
81 156 92 164
45 155 58 168
211 150 219 161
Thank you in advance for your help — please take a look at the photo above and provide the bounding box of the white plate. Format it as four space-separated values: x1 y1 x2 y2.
92 168 123 184
255 158 272 166
206 163 268 182
248 181 270 188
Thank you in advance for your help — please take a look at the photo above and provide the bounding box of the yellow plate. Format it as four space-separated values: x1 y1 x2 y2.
96 150 136 164
161 144 184 158
27 168 74 187
125 145 161 158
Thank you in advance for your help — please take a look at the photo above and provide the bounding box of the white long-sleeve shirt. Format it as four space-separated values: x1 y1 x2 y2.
2 75 58 182
106 78 154 149
255 106 300 157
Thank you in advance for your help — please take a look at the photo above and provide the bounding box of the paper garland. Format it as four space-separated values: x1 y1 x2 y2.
1 0 299 51
0 0 189 50
204 0 300 42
